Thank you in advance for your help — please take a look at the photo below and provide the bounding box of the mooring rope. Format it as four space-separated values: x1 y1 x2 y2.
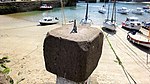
105 34 137 84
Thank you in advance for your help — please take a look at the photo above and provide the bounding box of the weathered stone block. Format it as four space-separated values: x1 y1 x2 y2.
43 25 103 82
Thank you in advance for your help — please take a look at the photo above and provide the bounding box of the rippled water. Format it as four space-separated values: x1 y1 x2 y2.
8 2 150 25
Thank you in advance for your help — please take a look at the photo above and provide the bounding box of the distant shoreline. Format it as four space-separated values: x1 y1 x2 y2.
117 1 150 4
0 1 76 15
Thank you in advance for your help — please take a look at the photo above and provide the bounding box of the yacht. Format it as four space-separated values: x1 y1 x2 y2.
117 7 130 14
132 8 144 15
122 17 141 30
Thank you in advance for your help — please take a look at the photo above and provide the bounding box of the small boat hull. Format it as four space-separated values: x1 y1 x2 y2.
127 32 150 48
117 7 129 14
122 17 141 31
103 20 116 31
145 9 150 13
98 7 106 14
122 22 141 30
80 19 93 25
132 8 144 15
142 22 150 30
39 17 59 25
39 22 58 25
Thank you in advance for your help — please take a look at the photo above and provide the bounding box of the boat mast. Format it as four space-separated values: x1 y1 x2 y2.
104 0 106 7
111 0 116 23
148 29 150 40
114 2 116 22
60 0 66 25
85 0 89 21
107 4 110 20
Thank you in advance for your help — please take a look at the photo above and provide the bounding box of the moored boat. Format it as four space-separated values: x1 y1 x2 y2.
40 4 53 10
103 1 117 31
103 20 116 31
127 30 150 48
98 5 107 14
132 7 144 15
143 5 150 9
80 2 93 25
122 17 141 31
142 21 150 30
117 7 130 14
39 17 59 25
145 9 150 13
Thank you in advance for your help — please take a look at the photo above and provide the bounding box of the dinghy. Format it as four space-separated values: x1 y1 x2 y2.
39 17 59 25
127 30 150 48
142 21 150 30
98 5 107 14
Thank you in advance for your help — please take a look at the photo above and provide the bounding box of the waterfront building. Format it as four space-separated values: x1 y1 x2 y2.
78 0 150 2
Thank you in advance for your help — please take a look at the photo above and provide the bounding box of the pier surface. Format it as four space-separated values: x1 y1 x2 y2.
0 15 150 83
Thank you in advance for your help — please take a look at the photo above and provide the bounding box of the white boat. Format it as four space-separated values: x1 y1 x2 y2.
127 30 150 48
39 17 59 25
80 2 92 25
40 4 53 10
122 17 141 30
103 20 116 31
117 7 130 14
132 7 144 15
98 5 106 14
143 5 150 9
142 21 150 30
145 9 150 13
103 2 117 31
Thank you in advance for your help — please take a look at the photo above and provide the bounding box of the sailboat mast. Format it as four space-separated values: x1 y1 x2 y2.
85 1 88 21
111 0 116 23
60 0 66 24
104 0 106 7
107 4 110 20
148 29 150 39
114 3 116 22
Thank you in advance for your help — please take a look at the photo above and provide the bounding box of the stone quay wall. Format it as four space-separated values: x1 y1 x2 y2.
0 1 76 15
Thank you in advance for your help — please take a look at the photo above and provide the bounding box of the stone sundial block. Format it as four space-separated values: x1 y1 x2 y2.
43 25 104 82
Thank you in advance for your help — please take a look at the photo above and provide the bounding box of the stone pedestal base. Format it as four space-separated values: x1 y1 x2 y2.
56 76 90 84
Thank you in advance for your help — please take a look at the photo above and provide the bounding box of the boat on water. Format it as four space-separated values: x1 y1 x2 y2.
127 30 150 48
132 7 144 15
40 4 53 10
145 9 150 13
80 2 93 25
117 7 130 14
39 17 59 25
98 5 107 14
142 21 150 30
143 5 150 9
103 0 117 31
98 0 106 14
122 17 141 31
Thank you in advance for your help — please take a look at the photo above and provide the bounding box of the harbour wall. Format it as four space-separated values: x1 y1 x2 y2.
0 1 76 15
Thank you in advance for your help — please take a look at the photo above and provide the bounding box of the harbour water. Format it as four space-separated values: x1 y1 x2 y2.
8 2 150 26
